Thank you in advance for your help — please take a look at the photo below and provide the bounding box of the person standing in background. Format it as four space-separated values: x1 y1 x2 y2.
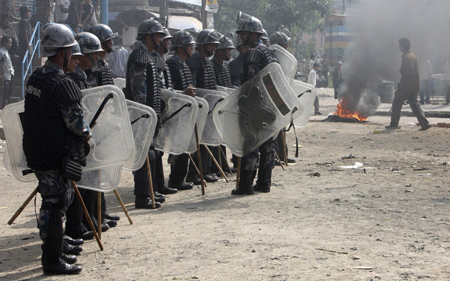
55 0 70 24
0 35 14 108
66 0 82 33
386 38 431 131
106 35 128 78
309 62 321 115
30 0 53 26
419 57 432 105
18 6 31 64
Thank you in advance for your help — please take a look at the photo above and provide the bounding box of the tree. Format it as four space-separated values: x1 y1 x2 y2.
214 0 334 39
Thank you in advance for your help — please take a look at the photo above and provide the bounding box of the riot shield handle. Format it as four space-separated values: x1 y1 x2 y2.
89 93 114 128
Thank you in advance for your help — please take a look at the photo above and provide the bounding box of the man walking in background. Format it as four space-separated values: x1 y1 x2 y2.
386 38 431 131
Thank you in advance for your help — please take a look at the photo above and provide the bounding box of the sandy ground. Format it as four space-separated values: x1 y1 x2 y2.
1 89 450 280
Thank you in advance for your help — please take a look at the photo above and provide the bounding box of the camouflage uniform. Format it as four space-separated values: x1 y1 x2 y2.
166 54 194 186
239 41 279 189
86 57 114 87
126 41 163 198
186 50 217 177
23 60 90 262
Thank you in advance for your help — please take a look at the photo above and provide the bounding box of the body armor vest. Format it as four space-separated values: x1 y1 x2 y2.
228 54 244 87
186 51 217 90
67 66 90 90
23 66 83 170
167 55 193 91
212 57 232 88
151 51 173 89
87 58 114 87
243 43 279 83
126 46 162 113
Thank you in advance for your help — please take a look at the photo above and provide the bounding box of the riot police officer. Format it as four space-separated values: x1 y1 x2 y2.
269 29 295 165
211 35 234 175
166 30 197 190
212 35 234 88
185 29 221 184
232 12 279 195
125 18 166 209
86 25 121 224
22 23 90 275
261 29 269 46
86 24 116 87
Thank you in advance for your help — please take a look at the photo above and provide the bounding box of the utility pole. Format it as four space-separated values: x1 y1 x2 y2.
100 0 109 25
201 0 207 29
160 0 168 26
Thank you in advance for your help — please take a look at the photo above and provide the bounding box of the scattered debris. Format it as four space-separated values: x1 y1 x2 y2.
342 154 356 160
339 162 364 169
353 267 374 270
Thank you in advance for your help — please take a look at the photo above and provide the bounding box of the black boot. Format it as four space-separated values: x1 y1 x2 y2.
135 196 161 209
64 235 84 246
253 183 270 193
42 256 82 275
104 213 120 221
232 170 255 195
61 253 77 264
168 179 194 190
63 241 82 255
41 207 81 275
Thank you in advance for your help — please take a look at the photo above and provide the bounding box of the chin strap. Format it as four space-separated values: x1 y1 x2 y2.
150 34 159 50
182 46 191 58
242 32 252 47
62 49 70 72
88 53 97 67
203 45 214 57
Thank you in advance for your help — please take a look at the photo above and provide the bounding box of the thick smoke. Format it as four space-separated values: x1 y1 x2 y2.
340 0 450 116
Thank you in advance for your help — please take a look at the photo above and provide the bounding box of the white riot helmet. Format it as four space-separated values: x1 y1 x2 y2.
41 23 77 57
75 32 104 54
71 42 83 56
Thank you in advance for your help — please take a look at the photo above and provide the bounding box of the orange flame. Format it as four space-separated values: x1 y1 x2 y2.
334 98 368 121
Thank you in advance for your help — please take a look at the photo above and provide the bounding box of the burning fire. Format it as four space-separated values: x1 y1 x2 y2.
333 98 368 121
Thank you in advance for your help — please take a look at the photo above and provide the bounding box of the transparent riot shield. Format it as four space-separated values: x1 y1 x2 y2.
81 85 135 171
213 63 302 157
186 96 209 154
114 77 126 92
196 88 228 146
3 144 12 173
154 89 199 155
123 100 158 171
216 86 236 95
269 44 297 85
291 79 317 129
77 165 122 192
1 101 36 182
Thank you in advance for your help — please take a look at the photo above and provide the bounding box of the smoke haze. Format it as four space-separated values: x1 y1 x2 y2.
340 0 450 116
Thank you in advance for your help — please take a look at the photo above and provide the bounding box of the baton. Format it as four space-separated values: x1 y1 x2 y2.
89 93 114 128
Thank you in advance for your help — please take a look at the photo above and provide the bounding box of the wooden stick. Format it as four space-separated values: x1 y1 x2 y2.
236 157 241 189
218 147 223 173
97 192 102 239
71 181 103 251
219 146 232 174
113 189 133 224
145 156 156 209
274 150 286 170
8 187 38 225
204 145 229 182
282 131 288 165
194 125 206 195
188 154 207 187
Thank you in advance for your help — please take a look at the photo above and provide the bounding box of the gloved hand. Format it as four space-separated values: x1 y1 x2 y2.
68 136 87 167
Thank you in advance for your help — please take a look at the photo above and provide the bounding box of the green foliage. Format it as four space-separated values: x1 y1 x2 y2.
214 0 334 38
